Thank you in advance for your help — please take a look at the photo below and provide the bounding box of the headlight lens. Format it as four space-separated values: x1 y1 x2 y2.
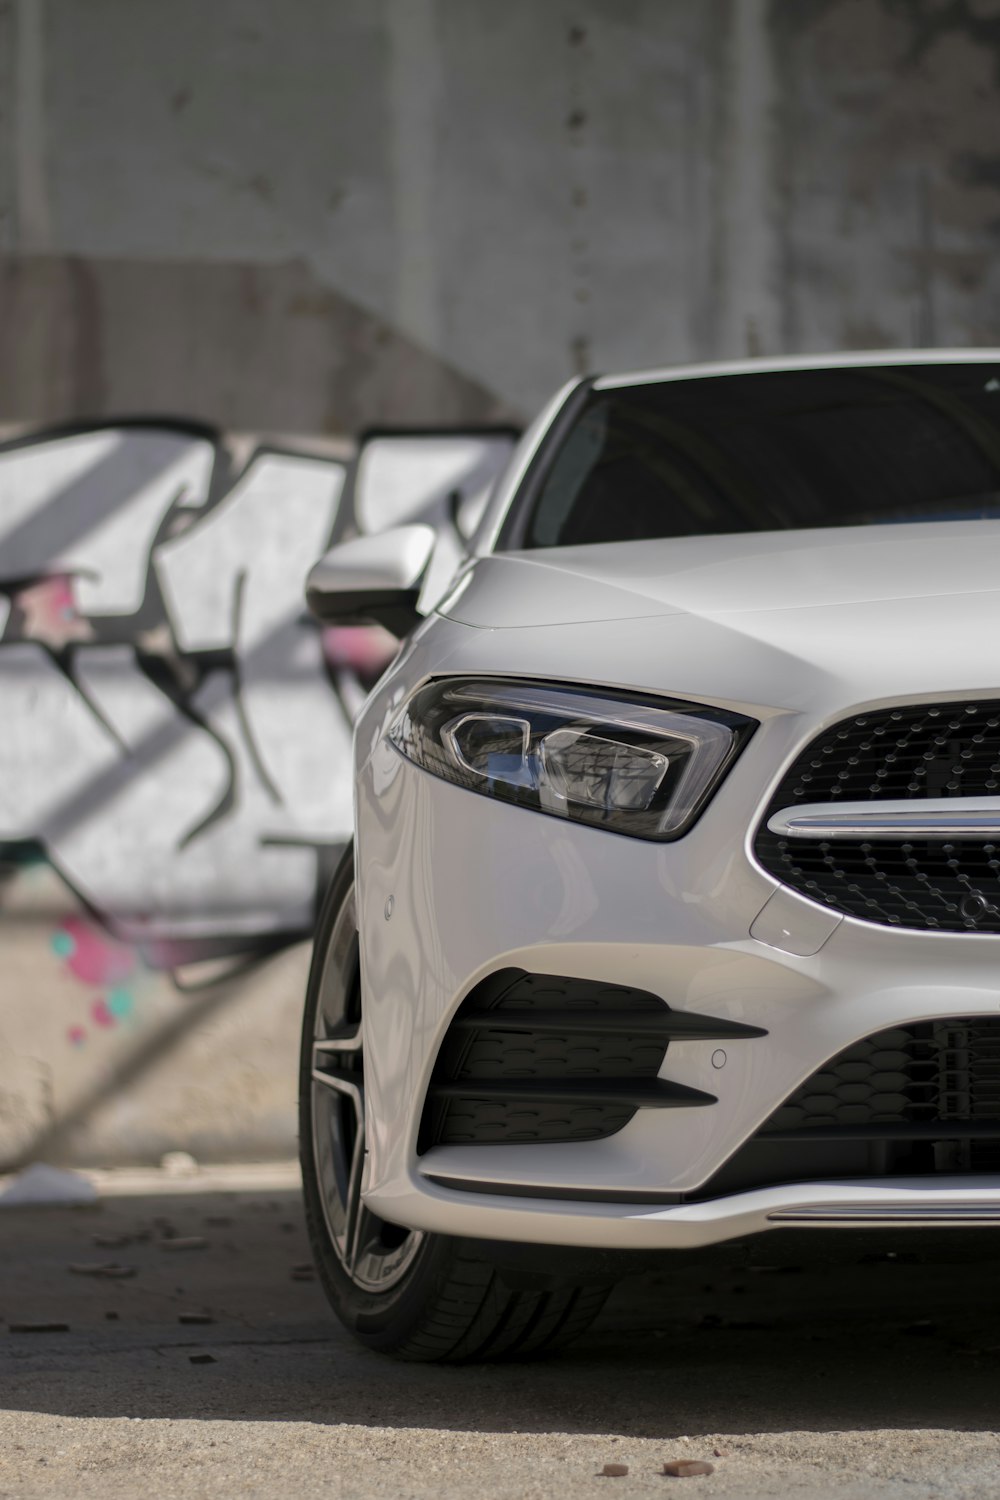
388 678 755 840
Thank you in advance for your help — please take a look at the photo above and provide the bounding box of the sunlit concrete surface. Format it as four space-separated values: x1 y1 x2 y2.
2 1165 1000 1498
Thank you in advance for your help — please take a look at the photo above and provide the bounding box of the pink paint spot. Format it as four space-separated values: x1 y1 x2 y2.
91 998 115 1028
59 917 135 986
67 1025 86 1047
322 625 399 677
12 574 93 648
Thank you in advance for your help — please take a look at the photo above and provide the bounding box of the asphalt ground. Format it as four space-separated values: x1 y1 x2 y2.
2 1165 1000 1499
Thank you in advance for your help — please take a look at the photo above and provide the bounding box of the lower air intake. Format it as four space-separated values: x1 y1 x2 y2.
700 1016 1000 1198
763 1017 1000 1171
418 969 765 1151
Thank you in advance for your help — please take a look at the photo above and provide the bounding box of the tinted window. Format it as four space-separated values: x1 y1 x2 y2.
517 364 1000 549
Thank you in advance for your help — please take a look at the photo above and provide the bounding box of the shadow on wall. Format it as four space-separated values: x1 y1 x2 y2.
0 420 516 1168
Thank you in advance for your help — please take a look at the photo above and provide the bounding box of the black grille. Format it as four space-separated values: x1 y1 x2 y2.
754 700 1000 932
771 1019 1000 1126
699 1017 1000 1198
764 1018 1000 1172
419 969 765 1151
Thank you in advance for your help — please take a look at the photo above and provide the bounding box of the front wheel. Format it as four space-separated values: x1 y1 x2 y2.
298 846 613 1361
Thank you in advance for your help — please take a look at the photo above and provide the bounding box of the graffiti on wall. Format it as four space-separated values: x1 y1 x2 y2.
0 422 516 977
0 423 351 967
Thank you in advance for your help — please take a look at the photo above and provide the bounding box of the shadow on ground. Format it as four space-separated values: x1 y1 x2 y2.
3 1184 1000 1437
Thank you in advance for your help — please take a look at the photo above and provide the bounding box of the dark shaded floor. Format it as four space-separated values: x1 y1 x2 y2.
2 1176 1000 1498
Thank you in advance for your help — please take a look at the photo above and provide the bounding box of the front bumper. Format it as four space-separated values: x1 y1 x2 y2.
356 762 1000 1247
353 639 1000 1250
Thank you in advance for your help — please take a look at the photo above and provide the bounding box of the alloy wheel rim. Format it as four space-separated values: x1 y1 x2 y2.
310 881 423 1293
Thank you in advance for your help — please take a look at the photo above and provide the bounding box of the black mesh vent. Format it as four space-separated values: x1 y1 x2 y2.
697 1018 1000 1199
421 973 662 1149
766 1019 1000 1143
754 700 1000 932
418 970 765 1151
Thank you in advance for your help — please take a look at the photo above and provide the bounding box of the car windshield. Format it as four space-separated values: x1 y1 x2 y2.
516 363 1000 549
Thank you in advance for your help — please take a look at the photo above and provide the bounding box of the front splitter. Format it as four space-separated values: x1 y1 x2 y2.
362 1173 1000 1250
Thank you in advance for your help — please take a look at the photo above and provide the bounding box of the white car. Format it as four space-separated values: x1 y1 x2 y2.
300 350 1000 1360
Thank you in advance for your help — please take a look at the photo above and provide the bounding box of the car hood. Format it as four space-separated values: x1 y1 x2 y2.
430 521 1000 716
443 522 1000 628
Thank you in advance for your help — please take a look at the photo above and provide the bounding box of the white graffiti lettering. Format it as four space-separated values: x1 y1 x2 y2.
0 423 516 960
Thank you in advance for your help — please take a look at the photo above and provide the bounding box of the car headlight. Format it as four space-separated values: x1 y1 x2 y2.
387 678 755 841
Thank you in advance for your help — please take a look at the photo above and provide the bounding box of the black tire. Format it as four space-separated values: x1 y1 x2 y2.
298 844 614 1362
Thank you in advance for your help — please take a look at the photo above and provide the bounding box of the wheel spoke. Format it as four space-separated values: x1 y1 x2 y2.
342 1113 367 1276
311 1066 362 1101
308 873 423 1294
312 1028 364 1102
313 1027 363 1057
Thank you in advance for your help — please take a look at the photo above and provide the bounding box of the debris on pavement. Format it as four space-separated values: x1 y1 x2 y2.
7 1322 70 1333
662 1460 715 1477
160 1151 199 1178
291 1262 315 1280
67 1262 137 1278
0 1164 98 1208
598 1463 629 1477
3 1166 1000 1500
159 1236 208 1252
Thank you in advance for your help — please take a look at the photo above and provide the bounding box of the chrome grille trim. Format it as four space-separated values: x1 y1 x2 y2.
768 796 1000 840
754 699 1000 932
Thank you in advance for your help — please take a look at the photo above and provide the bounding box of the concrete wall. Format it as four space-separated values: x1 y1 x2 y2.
1 865 315 1169
1 0 999 437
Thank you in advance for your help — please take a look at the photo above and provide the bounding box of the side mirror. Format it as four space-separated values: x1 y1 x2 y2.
305 524 435 635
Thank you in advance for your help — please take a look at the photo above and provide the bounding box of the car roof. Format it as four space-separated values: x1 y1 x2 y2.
594 348 1000 390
